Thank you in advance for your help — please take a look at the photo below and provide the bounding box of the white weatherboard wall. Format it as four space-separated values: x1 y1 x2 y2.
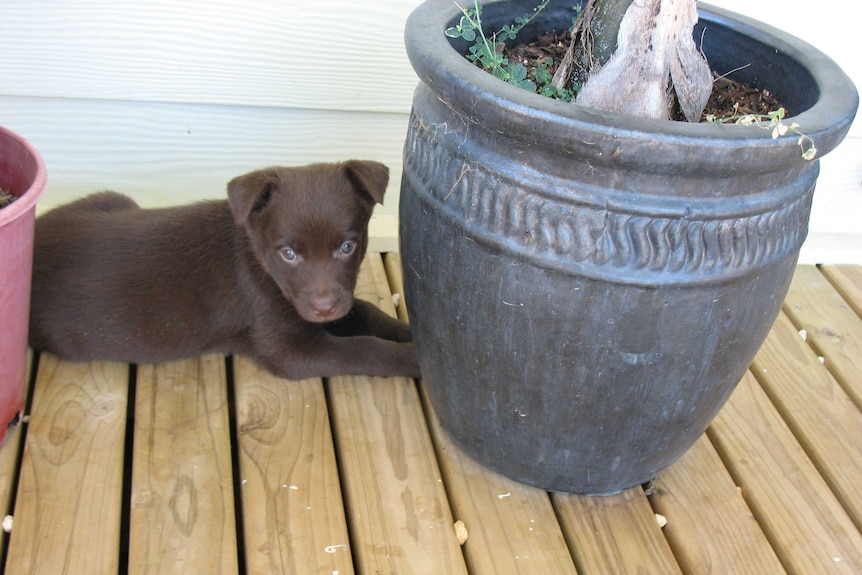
1 0 859 260
0 0 419 251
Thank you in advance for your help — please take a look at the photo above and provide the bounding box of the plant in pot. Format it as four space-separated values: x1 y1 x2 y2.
0 126 47 445
399 0 858 494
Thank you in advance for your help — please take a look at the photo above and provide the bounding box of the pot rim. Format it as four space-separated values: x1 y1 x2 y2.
404 0 858 170
0 125 48 226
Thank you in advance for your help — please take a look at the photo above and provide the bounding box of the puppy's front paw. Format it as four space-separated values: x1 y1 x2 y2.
388 341 420 378
394 321 413 343
405 342 421 377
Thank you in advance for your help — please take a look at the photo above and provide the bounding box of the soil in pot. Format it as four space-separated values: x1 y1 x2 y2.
0 189 17 209
502 30 787 120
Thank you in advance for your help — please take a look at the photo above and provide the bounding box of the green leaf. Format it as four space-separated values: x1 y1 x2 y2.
534 66 552 84
510 63 528 82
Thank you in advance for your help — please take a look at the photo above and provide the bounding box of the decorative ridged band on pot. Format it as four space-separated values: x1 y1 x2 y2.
400 0 858 494
0 126 47 446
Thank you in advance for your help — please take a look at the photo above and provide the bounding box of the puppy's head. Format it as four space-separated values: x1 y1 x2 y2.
228 161 388 323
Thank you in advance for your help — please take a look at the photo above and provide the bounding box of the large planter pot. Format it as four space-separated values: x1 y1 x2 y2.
400 0 858 494
0 126 47 445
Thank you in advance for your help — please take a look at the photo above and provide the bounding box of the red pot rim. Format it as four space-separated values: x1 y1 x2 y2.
0 125 48 226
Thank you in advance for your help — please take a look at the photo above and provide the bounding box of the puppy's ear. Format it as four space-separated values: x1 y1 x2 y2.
227 169 279 225
342 160 389 205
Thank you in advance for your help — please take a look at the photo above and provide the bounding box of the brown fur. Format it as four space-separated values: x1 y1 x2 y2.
28 161 419 379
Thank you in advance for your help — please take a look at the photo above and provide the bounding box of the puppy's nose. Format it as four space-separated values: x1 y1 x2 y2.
310 297 339 318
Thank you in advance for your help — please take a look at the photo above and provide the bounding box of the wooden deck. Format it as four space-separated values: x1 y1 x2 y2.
1 255 861 574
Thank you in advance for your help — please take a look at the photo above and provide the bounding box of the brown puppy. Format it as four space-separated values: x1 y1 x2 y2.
28 161 419 379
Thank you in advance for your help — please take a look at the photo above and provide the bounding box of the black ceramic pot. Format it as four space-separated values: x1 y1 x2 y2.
400 0 857 494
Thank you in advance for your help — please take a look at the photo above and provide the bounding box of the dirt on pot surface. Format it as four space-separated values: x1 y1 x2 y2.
505 30 786 121
0 189 17 209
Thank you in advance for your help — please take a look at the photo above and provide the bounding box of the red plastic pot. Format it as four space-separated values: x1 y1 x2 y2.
0 126 47 444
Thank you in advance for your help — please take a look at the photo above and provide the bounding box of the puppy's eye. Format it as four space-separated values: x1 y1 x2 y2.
279 247 298 263
338 241 357 256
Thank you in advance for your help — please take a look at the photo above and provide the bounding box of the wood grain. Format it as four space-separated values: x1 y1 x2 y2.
234 356 354 575
783 265 862 408
383 253 410 322
4 354 128 574
651 435 786 574
129 355 238 575
821 265 862 317
750 312 862 531
553 487 683 575
708 370 862 573
423 388 578 575
327 255 468 574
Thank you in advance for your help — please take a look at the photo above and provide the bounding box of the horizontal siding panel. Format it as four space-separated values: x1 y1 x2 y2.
0 0 419 114
808 138 862 234
799 234 862 266
0 96 409 221
802 137 862 263
3 96 860 260
3 97 860 261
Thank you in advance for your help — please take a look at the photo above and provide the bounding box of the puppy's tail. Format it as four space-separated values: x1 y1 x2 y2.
57 191 140 214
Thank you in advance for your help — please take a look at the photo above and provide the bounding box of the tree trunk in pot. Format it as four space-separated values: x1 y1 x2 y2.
571 0 712 122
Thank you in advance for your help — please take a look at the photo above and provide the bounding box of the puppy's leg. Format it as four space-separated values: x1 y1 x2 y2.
253 328 420 380
324 299 412 342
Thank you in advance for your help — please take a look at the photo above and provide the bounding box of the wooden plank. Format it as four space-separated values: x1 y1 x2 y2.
327 255 468 574
650 435 786 574
385 253 578 574
129 355 238 575
750 312 862 530
5 354 128 574
0 0 417 114
783 265 862 408
328 376 467 574
708 371 862 573
553 487 683 575
422 395 578 574
821 265 862 318
383 253 410 322
234 356 354 575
